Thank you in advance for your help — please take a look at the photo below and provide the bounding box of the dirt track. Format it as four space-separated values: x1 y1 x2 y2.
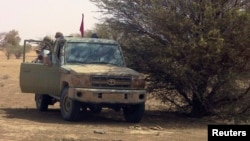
0 53 208 141
0 103 208 141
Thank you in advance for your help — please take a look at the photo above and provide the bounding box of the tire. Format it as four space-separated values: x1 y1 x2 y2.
60 87 80 121
123 103 145 123
35 94 51 111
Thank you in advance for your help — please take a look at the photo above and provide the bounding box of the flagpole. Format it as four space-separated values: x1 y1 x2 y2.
79 13 84 37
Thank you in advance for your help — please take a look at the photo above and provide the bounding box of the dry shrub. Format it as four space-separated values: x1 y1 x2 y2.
147 86 191 113
210 73 250 123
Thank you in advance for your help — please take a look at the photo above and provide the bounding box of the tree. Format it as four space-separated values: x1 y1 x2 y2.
0 32 6 49
92 23 124 40
79 24 122 40
91 0 250 117
2 30 21 59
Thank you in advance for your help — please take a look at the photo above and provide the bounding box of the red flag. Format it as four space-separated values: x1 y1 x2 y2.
79 14 84 37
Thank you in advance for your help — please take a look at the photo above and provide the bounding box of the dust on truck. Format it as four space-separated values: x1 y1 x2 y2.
19 37 147 122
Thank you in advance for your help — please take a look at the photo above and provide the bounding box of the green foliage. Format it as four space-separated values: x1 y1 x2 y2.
84 24 122 40
3 30 20 46
13 45 24 59
2 30 22 59
3 44 23 59
91 0 250 118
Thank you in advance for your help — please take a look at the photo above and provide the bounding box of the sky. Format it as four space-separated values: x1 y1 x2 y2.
0 0 102 42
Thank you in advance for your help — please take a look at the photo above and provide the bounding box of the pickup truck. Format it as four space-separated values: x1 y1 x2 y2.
19 37 147 122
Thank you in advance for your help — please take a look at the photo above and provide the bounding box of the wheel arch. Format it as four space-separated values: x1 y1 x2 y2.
60 81 69 93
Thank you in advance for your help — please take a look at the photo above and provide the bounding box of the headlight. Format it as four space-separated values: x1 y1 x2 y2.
131 75 145 89
71 75 91 87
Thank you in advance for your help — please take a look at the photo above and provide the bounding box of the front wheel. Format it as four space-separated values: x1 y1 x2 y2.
123 103 145 123
60 88 81 121
35 94 51 111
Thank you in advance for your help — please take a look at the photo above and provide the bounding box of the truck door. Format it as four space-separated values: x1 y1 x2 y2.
19 63 60 95
19 39 61 95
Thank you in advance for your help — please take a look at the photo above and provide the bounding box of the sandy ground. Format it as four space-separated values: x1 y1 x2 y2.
0 51 209 141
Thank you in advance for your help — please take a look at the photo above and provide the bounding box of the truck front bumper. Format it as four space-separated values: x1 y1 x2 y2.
68 88 146 104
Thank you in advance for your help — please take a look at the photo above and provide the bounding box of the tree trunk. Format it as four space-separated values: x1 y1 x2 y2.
191 93 208 117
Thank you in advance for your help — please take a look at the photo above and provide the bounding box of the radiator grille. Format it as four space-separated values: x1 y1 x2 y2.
91 75 131 88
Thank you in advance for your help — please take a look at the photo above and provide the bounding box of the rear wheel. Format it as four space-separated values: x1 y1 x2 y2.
35 94 51 111
123 103 145 123
60 88 81 121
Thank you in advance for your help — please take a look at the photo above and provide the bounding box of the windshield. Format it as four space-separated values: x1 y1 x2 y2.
64 42 125 66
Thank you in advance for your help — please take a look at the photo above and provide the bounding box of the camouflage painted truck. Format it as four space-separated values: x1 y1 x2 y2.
19 37 147 122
